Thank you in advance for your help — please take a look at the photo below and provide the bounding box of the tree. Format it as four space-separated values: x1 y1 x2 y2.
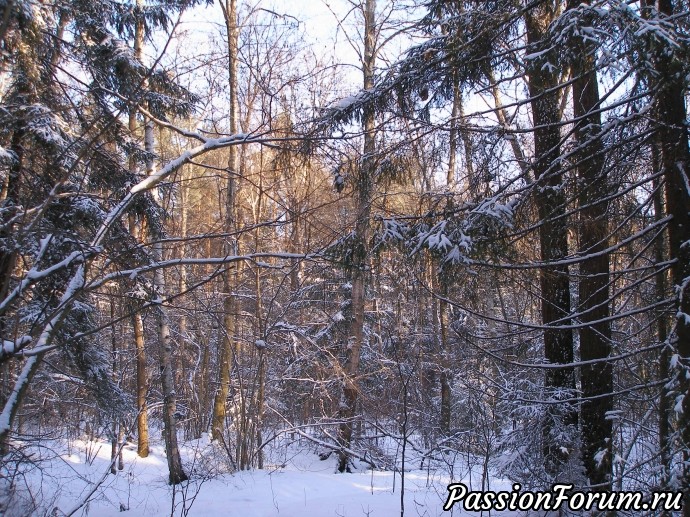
650 1 690 511
335 0 378 474
523 1 579 479
320 0 690 494
562 0 613 489
211 0 239 447
0 0 279 481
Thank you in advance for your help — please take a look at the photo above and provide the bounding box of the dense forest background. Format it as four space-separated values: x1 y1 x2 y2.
1 0 690 514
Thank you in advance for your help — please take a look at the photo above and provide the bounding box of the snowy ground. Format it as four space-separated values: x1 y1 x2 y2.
4 432 515 516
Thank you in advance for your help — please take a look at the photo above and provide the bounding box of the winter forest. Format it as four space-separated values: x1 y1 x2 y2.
1 0 690 515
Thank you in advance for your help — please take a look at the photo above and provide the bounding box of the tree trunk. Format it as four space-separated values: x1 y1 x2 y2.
256 349 266 469
212 0 239 443
133 310 149 457
652 140 673 513
447 71 461 188
524 1 577 478
254 173 265 469
128 0 150 460
143 120 187 485
654 2 690 512
438 283 451 436
337 0 376 474
196 332 211 438
568 0 612 489
0 355 42 454
146 116 187 485
110 297 123 474
177 172 188 404
132 4 186 479
0 127 23 417
153 247 188 484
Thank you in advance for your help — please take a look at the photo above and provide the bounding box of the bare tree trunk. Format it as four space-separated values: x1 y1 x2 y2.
524 2 577 478
212 0 239 443
0 127 23 423
111 297 120 474
153 246 188 483
133 310 149 457
651 140 673 513
337 0 376 473
196 332 211 438
130 4 185 479
0 128 21 317
256 349 265 469
438 282 451 436
447 72 460 188
141 118 187 485
0 355 44 454
128 0 150 460
568 0 612 489
177 173 188 401
128 212 149 460
254 169 265 469
145 116 187 486
436 78 465 436
654 2 690 512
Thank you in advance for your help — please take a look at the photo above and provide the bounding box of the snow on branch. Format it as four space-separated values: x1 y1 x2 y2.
87 252 319 292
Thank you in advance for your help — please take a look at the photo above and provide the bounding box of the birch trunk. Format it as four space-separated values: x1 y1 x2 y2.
133 309 149 457
152 240 188 483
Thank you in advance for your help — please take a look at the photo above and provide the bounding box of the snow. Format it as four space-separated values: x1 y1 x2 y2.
331 92 367 111
674 394 684 414
380 219 407 242
0 357 38 434
0 146 16 162
5 434 516 516
523 49 550 61
1 336 31 357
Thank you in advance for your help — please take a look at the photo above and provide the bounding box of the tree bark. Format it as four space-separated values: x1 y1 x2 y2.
652 140 673 512
447 71 461 188
131 2 185 480
654 2 690 512
337 0 376 473
153 246 188 484
177 172 188 404
438 282 451 436
567 0 612 489
524 1 577 478
212 0 239 444
145 112 187 485
128 0 150 460
133 309 149 457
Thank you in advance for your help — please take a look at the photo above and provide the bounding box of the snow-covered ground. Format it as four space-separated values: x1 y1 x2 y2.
3 432 514 516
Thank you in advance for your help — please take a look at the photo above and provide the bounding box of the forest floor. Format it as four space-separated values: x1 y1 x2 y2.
4 431 515 516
